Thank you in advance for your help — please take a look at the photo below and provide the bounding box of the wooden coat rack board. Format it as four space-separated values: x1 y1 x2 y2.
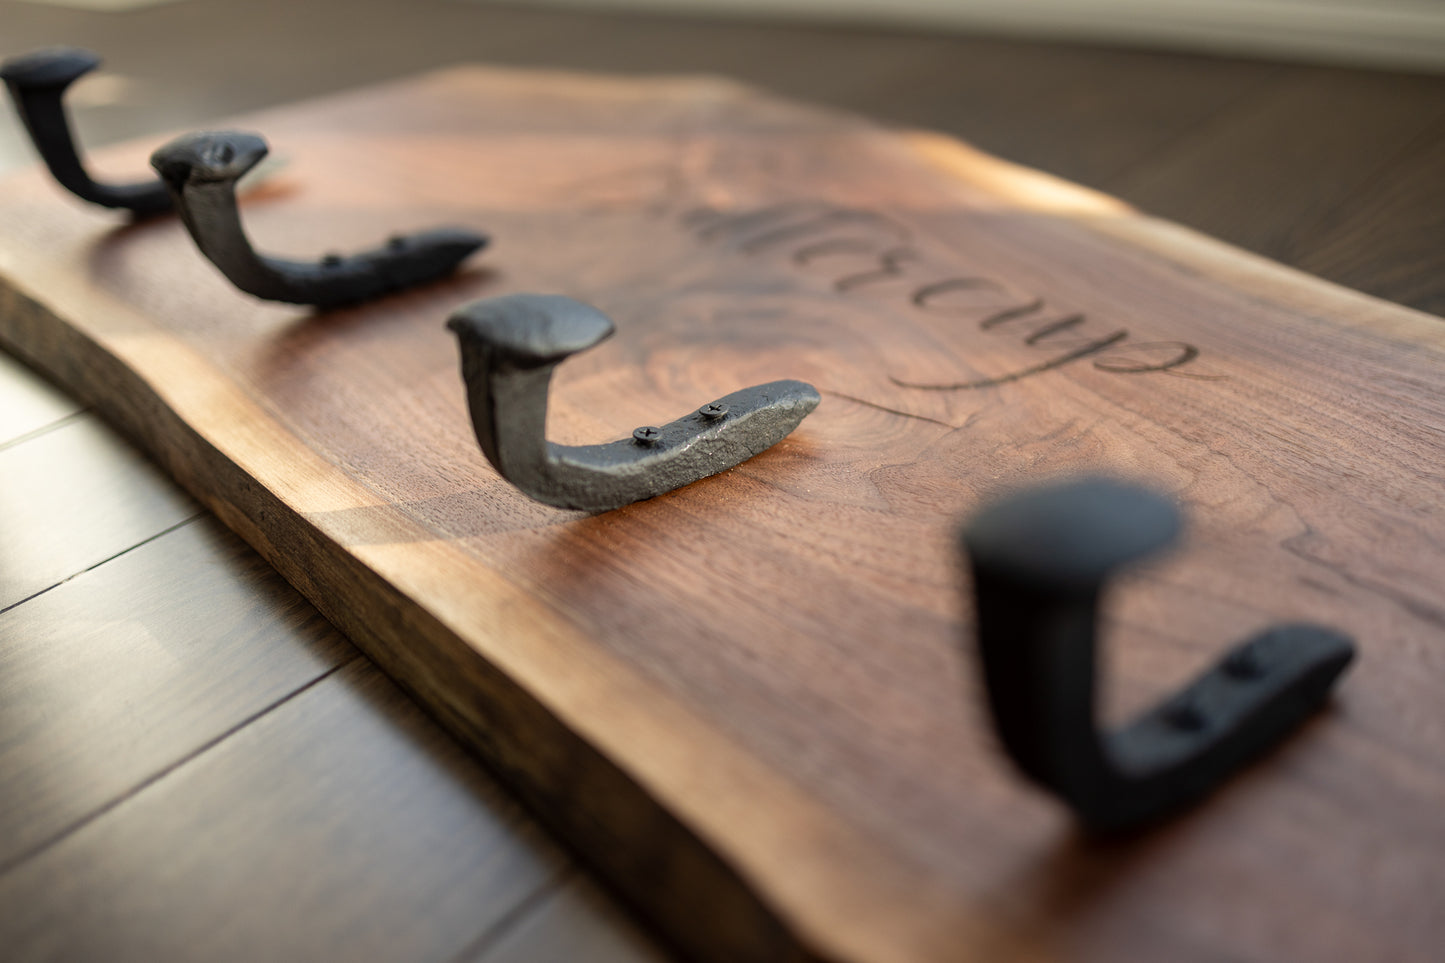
1 67 1441 962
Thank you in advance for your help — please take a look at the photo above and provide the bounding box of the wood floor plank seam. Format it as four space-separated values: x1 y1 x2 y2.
1283 107 1445 253
0 653 362 879
1298 112 1445 248
1097 68 1288 194
450 868 578 963
1105 70 1315 200
0 350 86 446
1291 119 1445 315
0 509 205 617
0 407 92 455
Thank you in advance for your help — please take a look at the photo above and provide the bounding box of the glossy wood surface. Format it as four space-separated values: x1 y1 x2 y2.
2 60 1442 963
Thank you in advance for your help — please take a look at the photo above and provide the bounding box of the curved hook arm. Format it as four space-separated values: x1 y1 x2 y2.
149 130 486 308
0 47 171 216
960 477 1354 832
447 294 821 512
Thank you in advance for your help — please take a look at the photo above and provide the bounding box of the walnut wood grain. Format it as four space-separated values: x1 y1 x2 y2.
1 67 1442 963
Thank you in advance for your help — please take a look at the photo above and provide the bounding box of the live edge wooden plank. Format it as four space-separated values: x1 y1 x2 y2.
0 516 352 870
0 659 564 962
0 67 1442 963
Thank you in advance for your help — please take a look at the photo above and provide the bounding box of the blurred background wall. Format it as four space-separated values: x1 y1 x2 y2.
490 0 1445 70
15 0 1445 70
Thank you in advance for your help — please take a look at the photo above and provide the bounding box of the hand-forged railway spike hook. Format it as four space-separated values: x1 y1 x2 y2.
0 47 172 216
149 130 487 308
959 477 1355 833
447 294 821 512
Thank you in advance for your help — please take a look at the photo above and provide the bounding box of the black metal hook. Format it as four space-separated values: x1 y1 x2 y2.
959 477 1354 832
149 130 487 308
447 294 820 512
0 47 171 216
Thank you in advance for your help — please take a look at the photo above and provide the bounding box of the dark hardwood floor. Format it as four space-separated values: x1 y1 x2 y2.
1 1 1441 958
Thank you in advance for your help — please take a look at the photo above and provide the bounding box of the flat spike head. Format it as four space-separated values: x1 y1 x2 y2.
447 294 616 368
962 476 1181 589
150 130 269 189
0 47 100 89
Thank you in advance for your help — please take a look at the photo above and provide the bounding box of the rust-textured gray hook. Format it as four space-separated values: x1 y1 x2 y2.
149 130 486 308
447 294 820 512
0 47 171 216
960 477 1354 832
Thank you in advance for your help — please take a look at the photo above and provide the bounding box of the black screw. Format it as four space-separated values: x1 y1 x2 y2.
1162 695 1208 732
387 235 407 251
699 402 729 420
632 426 661 445
321 253 343 268
1223 644 1267 680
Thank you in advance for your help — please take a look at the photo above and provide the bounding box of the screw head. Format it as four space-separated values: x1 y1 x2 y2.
698 402 729 420
387 235 407 251
1162 695 1207 732
321 253 343 268
632 426 661 445
1223 645 1267 680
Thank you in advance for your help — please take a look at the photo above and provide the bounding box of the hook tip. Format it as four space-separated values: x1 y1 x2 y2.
767 379 821 418
411 226 489 265
1228 622 1355 690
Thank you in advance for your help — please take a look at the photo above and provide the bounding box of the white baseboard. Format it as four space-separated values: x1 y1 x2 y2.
486 0 1445 72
